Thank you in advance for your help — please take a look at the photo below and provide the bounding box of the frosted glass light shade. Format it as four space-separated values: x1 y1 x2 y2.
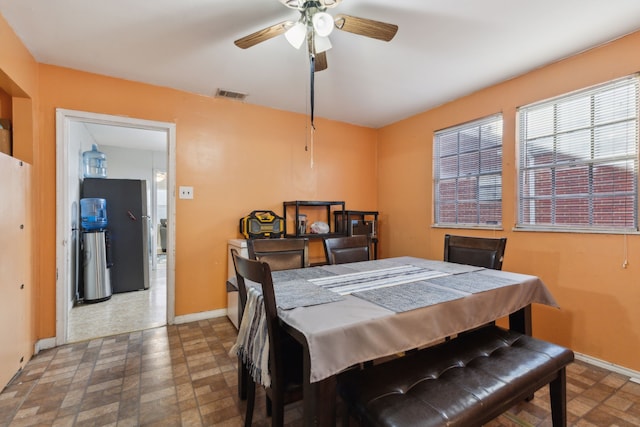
314 35 332 53
285 22 306 49
312 12 334 37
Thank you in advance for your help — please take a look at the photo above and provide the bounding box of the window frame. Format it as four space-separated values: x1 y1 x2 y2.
516 75 640 233
433 114 504 229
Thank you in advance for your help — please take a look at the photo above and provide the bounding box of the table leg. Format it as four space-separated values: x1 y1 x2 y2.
285 324 337 426
302 374 337 426
509 304 532 336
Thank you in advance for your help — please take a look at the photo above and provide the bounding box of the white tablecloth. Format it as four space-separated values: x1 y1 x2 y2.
237 256 558 383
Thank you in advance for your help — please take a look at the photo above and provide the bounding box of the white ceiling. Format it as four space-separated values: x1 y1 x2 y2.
1 0 640 129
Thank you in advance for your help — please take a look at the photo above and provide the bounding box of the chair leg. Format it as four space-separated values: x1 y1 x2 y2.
549 368 568 427
238 356 248 400
270 395 284 427
244 377 256 427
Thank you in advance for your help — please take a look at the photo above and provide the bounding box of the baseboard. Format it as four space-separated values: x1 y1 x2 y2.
575 352 640 382
174 308 227 325
34 337 57 355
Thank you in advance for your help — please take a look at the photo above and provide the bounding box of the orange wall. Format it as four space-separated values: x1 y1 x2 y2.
2 8 639 375
0 13 39 378
37 65 378 334
378 31 640 371
0 88 10 117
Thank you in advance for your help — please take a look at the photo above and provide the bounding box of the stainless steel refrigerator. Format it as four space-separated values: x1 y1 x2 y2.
82 178 149 293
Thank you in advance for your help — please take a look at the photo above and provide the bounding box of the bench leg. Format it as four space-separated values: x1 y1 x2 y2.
549 367 568 427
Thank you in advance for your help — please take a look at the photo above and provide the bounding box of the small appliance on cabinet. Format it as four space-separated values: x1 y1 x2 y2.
82 178 150 293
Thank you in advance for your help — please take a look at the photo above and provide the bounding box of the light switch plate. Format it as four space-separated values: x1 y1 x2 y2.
179 186 194 199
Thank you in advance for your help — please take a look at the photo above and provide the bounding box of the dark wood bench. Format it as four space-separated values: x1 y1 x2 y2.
338 325 574 426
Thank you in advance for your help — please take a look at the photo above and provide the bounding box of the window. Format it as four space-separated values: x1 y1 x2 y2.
434 115 503 226
518 76 639 231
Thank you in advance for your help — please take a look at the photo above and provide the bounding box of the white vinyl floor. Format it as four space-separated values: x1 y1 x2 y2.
67 257 167 343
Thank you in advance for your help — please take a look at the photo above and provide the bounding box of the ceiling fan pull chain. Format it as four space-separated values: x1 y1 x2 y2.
310 54 316 131
309 53 316 168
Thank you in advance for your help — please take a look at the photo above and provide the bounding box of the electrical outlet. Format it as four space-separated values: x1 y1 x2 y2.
179 186 194 199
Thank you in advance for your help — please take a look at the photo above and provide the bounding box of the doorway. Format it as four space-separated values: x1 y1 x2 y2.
55 109 176 346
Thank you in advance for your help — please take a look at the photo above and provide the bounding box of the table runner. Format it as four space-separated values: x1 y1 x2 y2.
309 265 449 295
351 280 467 312
427 271 520 293
274 279 344 310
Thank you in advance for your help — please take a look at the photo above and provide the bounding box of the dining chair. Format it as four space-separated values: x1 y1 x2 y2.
440 234 507 341
231 251 303 427
230 248 252 402
247 237 309 270
323 235 370 265
237 238 307 401
444 234 507 270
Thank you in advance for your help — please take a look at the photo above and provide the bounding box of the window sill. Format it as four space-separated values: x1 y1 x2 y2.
432 224 504 231
512 226 640 235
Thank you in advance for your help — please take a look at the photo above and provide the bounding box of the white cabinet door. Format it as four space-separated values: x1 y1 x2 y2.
0 156 32 389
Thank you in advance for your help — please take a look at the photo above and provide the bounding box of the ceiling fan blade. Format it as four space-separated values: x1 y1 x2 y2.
234 21 294 49
334 14 398 42
314 51 328 72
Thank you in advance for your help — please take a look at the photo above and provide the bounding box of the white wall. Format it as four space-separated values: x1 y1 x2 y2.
100 144 167 221
100 145 166 181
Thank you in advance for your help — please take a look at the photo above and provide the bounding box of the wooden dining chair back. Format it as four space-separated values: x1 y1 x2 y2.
236 238 306 406
231 252 303 427
444 234 507 270
323 235 371 265
247 238 309 271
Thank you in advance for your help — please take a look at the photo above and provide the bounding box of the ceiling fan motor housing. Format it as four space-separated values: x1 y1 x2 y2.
280 0 342 10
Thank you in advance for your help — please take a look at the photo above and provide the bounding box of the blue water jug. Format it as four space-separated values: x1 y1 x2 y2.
82 144 107 178
81 198 108 230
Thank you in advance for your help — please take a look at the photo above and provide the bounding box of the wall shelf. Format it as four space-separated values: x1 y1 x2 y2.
282 200 347 239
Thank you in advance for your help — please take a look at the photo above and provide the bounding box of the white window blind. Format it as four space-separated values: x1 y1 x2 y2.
518 75 639 231
434 115 503 226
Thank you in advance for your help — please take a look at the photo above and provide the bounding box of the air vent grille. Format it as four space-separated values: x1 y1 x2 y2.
215 89 248 101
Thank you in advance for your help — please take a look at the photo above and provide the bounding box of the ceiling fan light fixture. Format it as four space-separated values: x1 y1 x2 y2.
314 35 332 53
285 21 306 49
312 12 334 37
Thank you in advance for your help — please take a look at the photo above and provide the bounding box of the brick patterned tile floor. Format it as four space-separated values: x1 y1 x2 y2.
1 317 638 426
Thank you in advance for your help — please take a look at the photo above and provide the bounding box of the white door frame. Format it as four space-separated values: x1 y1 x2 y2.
150 168 167 271
55 108 176 346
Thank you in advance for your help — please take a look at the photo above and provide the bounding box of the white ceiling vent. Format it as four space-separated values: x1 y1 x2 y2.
215 89 248 101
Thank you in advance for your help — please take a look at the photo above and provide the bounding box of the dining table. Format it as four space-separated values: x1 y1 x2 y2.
234 256 559 426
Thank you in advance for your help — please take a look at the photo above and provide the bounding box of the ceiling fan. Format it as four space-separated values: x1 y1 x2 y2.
234 0 398 72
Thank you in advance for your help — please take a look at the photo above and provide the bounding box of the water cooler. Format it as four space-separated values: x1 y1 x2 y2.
81 197 112 303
